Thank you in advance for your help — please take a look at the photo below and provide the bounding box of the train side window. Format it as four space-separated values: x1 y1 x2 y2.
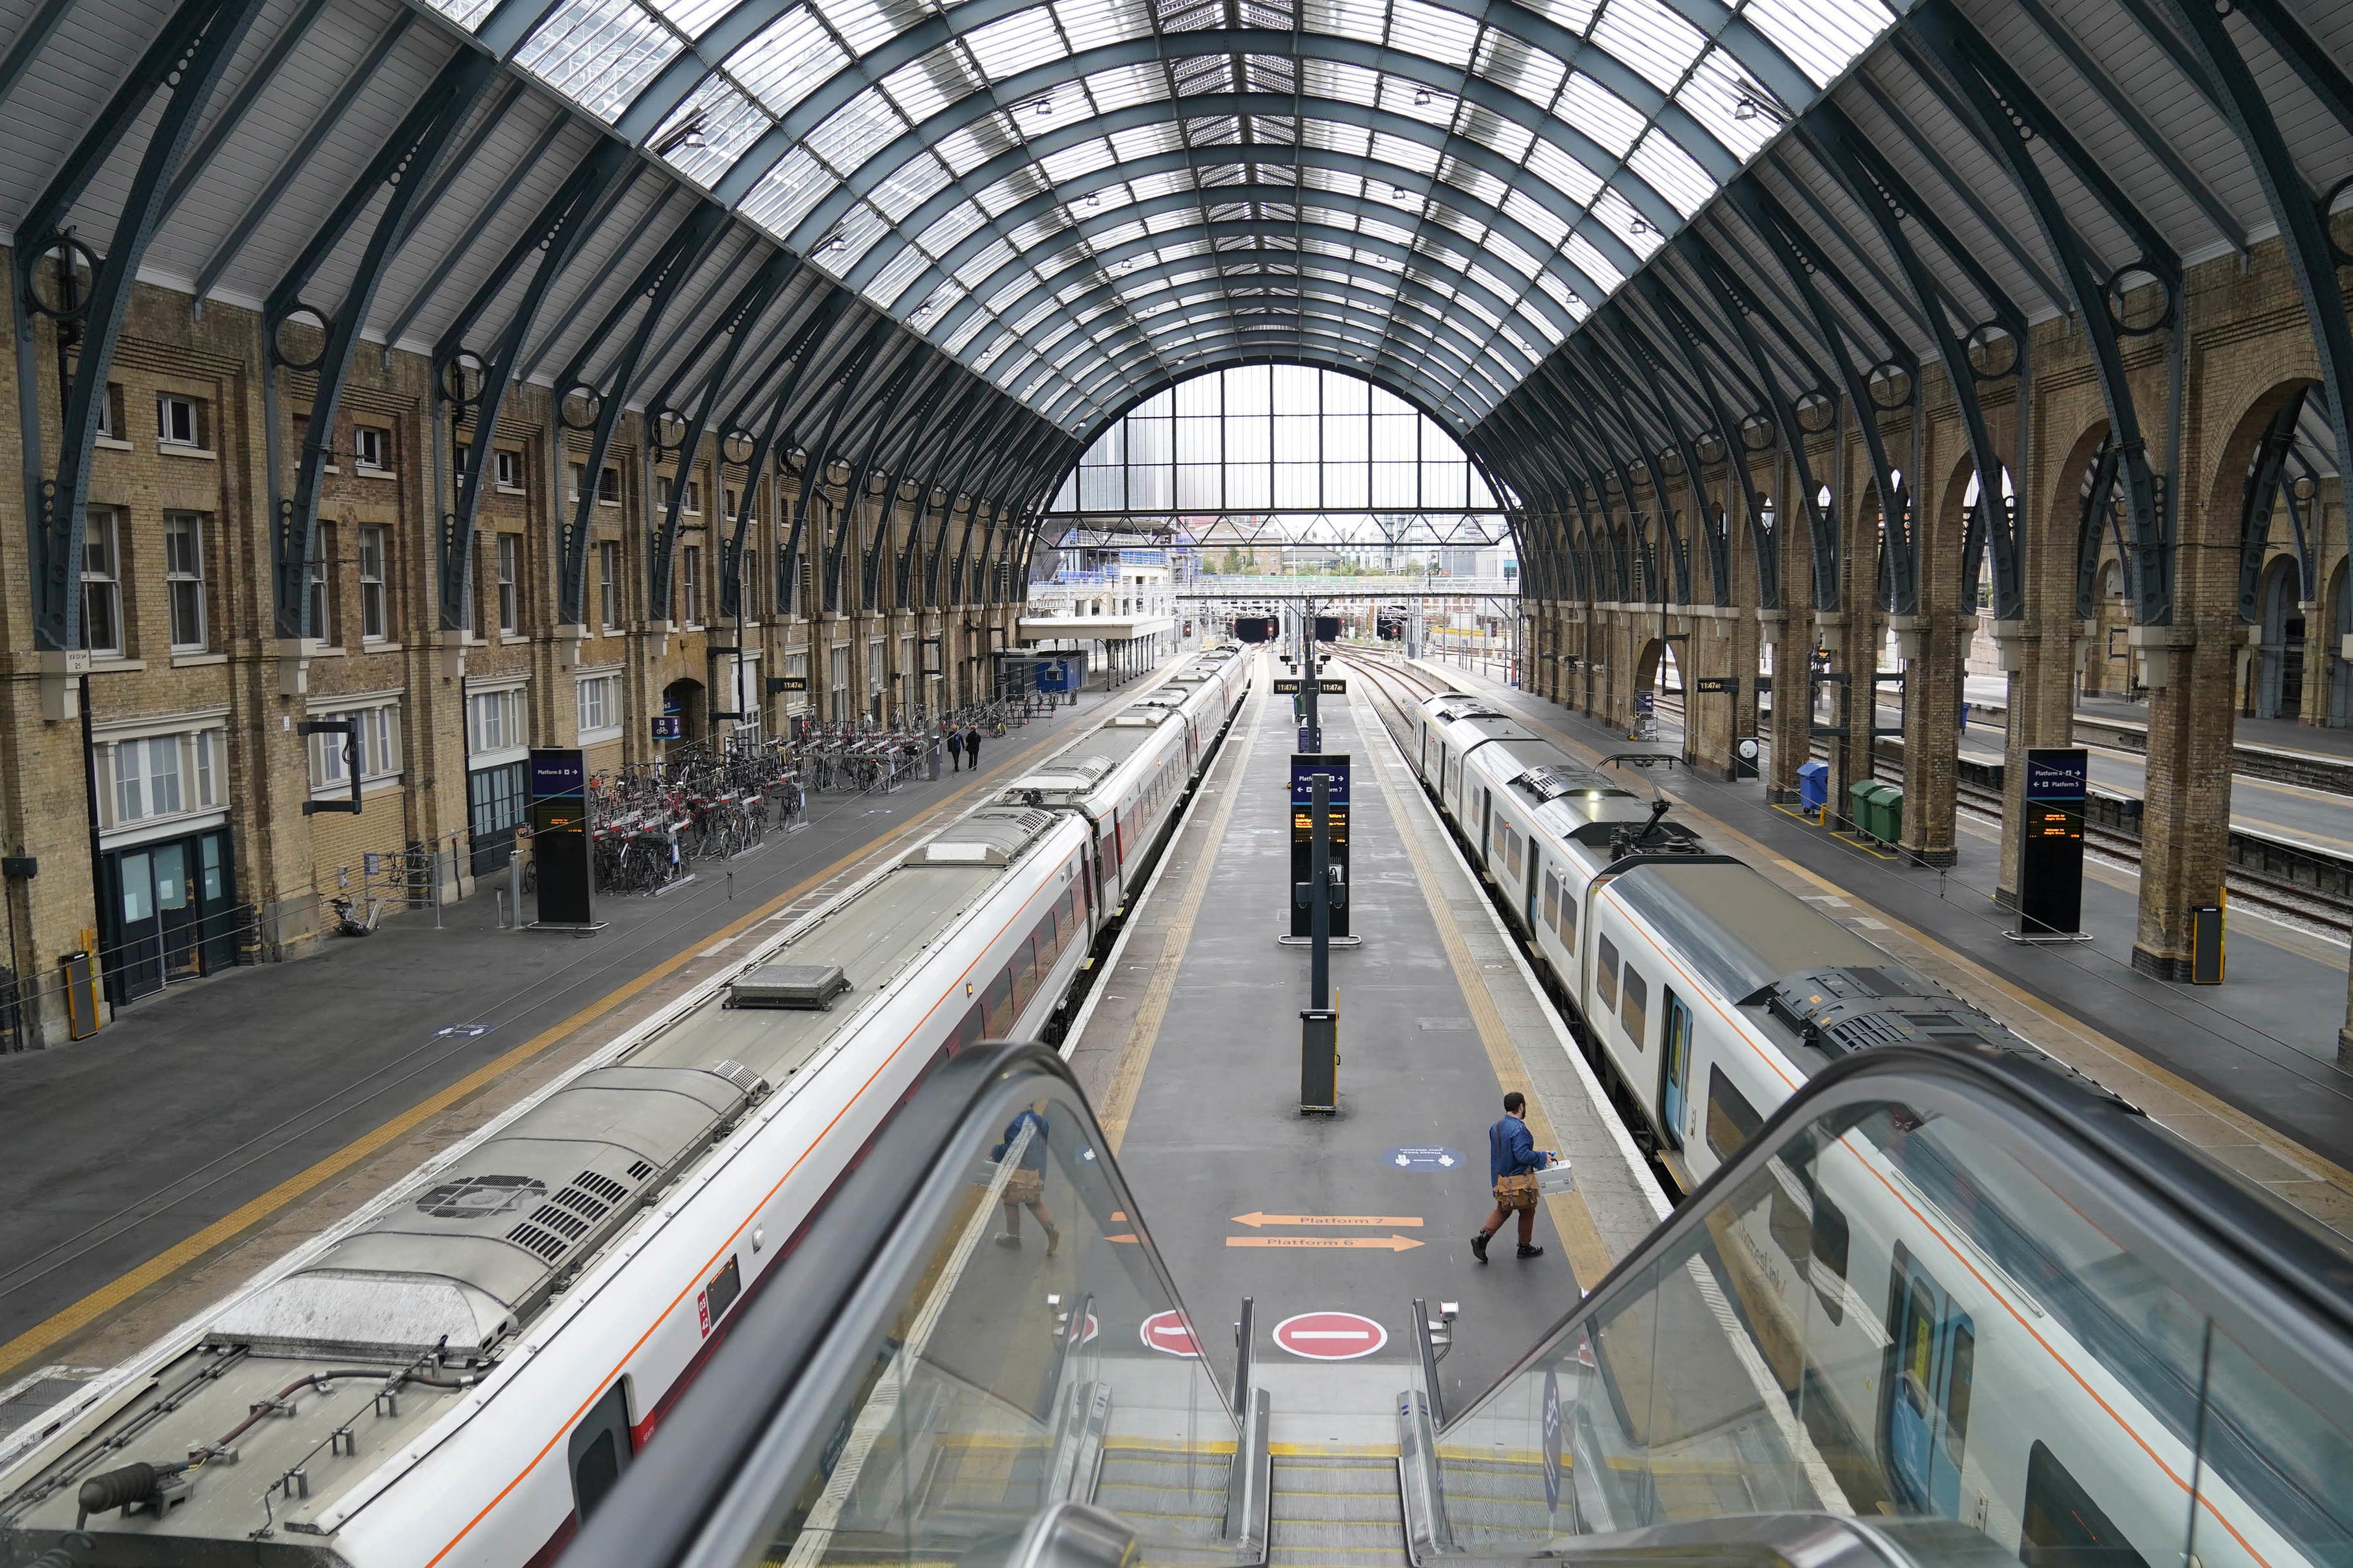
1619 966 1648 1049
956 1004 986 1050
2022 1441 2146 1568
1705 1066 1759 1159
567 1381 632 1523
1945 1323 1973 1461
1810 1191 1850 1324
1595 935 1620 1011
985 970 1015 1033
1557 884 1576 944
1541 869 1560 931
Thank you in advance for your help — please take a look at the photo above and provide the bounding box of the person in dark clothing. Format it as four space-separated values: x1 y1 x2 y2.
1473 1091 1546 1263
993 1101 1060 1253
946 727 965 771
964 725 984 771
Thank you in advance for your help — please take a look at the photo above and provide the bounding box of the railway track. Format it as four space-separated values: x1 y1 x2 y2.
1351 650 2353 939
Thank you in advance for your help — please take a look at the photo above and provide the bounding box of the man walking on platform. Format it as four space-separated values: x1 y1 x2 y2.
1473 1091 1546 1263
946 726 965 771
965 723 984 772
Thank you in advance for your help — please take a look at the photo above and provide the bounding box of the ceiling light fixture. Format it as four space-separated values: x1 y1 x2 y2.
1414 88 1431 106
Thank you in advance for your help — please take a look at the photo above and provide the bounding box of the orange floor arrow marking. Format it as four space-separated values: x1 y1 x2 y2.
1226 1234 1424 1252
1231 1211 1423 1228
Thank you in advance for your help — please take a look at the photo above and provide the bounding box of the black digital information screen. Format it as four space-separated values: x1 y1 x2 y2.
1290 754 1351 940
2017 747 2086 937
529 747 595 928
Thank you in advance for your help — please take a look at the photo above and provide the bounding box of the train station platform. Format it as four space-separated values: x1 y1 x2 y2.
0 665 1188 1407
1403 658 2353 1245
1063 649 1669 1423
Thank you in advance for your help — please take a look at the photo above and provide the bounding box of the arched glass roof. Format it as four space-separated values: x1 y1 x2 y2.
453 0 1907 430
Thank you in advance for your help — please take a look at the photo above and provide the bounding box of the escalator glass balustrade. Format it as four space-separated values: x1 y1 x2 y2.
1404 1046 2353 1568
561 1045 1265 1568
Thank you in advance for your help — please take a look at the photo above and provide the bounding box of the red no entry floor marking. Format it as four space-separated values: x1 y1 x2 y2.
1273 1310 1387 1361
1139 1308 1201 1357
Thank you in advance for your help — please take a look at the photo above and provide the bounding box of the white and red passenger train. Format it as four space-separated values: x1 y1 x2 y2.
1407 685 2341 1568
0 645 1249 1568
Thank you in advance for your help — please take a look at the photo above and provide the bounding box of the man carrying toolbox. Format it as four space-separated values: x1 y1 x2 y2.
1473 1091 1553 1263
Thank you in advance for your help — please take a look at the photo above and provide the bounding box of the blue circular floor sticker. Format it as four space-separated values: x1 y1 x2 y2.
1381 1146 1465 1172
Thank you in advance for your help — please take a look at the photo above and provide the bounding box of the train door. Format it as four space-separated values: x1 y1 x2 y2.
1884 1246 1975 1518
1479 790 1493 863
1659 993 1693 1148
1524 851 1542 932
568 1380 634 1522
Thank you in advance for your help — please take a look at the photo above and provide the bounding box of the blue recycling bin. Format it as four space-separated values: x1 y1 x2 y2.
1797 760 1830 814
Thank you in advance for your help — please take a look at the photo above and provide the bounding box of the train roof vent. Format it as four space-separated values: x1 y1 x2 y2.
210 1064 756 1355
727 963 851 1010
1761 966 2020 1059
1513 764 1613 802
1109 708 1169 727
905 807 1057 868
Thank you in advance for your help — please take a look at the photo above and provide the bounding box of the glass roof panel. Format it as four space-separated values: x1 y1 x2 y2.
1588 0 1710 94
1517 0 1600 35
1563 233 1623 291
1387 0 1479 68
1742 0 1895 87
880 44 983 122
517 0 684 122
656 78 774 187
645 0 734 33
957 236 1020 283
866 242 933 306
873 151 954 220
1628 128 1715 217
917 199 987 253
1055 0 1154 51
965 5 1065 81
728 7 850 117
1084 62 1169 112
1589 185 1661 256
427 0 500 31
811 0 935 56
741 145 837 233
1525 133 1605 205
1679 45 1783 162
804 85 907 174
1556 72 1644 158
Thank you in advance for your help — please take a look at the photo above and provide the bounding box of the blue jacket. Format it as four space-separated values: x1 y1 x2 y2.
1489 1115 1540 1182
998 1109 1048 1172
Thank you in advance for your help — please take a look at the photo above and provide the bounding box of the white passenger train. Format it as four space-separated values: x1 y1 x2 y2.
0 646 1250 1568
1408 687 2339 1567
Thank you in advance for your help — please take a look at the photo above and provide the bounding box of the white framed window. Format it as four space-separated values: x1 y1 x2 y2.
82 507 123 656
829 643 850 712
310 702 400 791
785 651 808 713
467 683 528 757
494 448 523 490
358 524 388 643
597 465 621 505
682 545 703 625
156 392 202 448
496 533 520 635
576 671 621 741
95 382 125 443
725 487 739 519
164 511 206 651
683 478 701 515
104 728 227 828
867 636 885 696
598 539 620 630
354 426 389 472
309 523 337 645
657 475 673 509
569 461 588 502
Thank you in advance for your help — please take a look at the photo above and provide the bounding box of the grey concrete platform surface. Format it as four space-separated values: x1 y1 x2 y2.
0 667 1177 1385
1065 650 1666 1422
1417 659 2353 1244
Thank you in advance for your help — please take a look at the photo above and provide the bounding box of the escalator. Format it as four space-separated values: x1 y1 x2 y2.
562 1043 2353 1568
